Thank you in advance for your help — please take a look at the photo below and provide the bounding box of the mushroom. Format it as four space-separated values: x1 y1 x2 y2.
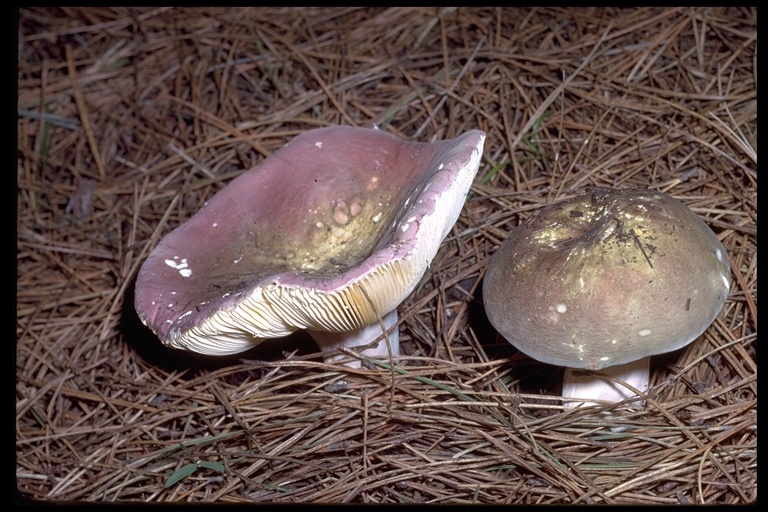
135 126 485 366
482 187 730 407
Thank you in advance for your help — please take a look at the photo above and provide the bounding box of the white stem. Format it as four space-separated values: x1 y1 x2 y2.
308 309 400 367
562 356 650 409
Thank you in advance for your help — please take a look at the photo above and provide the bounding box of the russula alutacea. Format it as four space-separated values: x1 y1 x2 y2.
135 126 485 366
482 187 730 407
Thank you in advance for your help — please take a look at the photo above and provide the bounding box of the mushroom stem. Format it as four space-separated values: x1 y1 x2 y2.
308 309 400 367
562 356 650 409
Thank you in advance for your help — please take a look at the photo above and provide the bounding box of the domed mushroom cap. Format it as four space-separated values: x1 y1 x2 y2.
483 187 730 370
135 126 485 356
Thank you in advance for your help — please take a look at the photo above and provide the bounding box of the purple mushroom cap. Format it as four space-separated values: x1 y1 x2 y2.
135 126 485 356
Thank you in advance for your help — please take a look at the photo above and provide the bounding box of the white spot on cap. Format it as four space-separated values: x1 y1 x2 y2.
315 141 323 148
233 255 243 264
407 216 417 223
401 223 409 232
555 303 567 314
212 222 218 227
164 258 190 277
721 274 730 288
600 356 610 362
372 212 382 223
638 328 652 337
438 163 444 170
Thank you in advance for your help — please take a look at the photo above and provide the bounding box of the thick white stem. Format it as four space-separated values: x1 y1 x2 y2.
308 309 400 367
562 356 650 409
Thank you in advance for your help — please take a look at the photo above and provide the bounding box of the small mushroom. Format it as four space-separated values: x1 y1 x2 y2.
482 187 730 407
135 126 485 366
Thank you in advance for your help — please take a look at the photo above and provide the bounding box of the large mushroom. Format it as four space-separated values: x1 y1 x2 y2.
135 126 485 366
482 187 731 407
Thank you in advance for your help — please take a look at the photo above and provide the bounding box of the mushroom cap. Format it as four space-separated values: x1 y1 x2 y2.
135 126 485 355
483 187 731 370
